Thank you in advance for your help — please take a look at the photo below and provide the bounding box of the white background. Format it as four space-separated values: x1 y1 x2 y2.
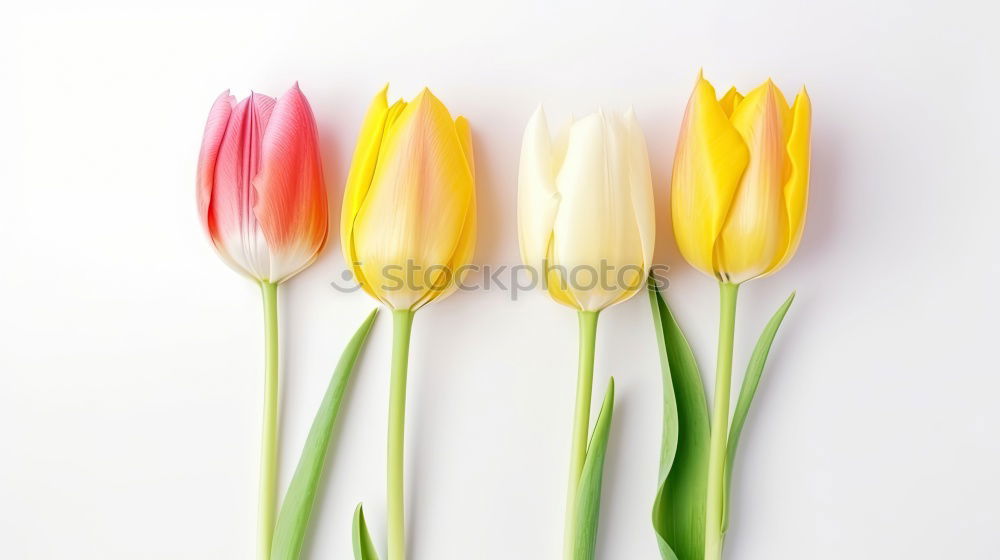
2 0 998 558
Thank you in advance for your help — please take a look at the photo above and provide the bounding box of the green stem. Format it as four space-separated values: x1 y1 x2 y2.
564 310 599 560
259 281 280 560
388 309 415 560
704 282 739 560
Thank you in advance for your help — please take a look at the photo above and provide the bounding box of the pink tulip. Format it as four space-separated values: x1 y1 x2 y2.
196 84 329 558
197 84 328 283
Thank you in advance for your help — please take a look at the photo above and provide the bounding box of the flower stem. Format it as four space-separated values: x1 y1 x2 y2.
704 282 739 560
388 309 414 560
259 281 280 560
564 310 599 560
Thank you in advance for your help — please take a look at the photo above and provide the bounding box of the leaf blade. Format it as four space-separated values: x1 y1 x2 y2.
269 308 379 560
573 378 616 560
722 292 794 532
648 279 711 560
352 503 380 560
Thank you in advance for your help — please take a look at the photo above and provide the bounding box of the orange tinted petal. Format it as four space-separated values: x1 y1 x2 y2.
253 84 328 282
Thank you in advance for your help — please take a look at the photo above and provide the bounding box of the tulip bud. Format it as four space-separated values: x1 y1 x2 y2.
196 84 328 283
341 87 476 311
671 72 811 284
518 107 655 311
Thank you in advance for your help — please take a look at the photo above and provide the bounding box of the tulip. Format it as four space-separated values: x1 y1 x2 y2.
196 84 327 560
197 84 328 284
342 86 476 312
342 86 475 560
519 107 655 312
665 72 810 560
671 72 811 284
518 106 654 560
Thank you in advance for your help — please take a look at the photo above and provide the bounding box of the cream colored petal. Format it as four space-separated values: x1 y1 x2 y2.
552 111 644 311
544 239 582 309
551 115 572 173
624 107 656 276
517 107 561 274
670 74 750 278
716 79 792 283
767 86 811 275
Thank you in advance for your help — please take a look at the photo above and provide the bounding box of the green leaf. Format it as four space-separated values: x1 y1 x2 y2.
270 308 379 560
722 292 794 533
573 378 615 560
352 504 380 560
648 279 711 560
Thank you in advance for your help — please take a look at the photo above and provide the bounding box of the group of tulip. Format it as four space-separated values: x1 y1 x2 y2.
197 72 811 560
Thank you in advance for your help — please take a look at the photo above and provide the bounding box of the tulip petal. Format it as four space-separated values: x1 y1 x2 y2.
416 116 478 308
552 111 644 311
253 84 328 283
343 86 390 272
718 87 743 118
671 74 749 278
196 90 235 234
604 108 656 309
517 107 561 275
624 108 656 276
444 116 478 286
210 92 277 280
352 88 474 310
768 87 811 275
715 80 791 283
455 115 475 179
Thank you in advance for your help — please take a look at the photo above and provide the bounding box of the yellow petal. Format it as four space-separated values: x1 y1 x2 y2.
767 86 811 275
719 86 743 118
715 79 792 283
670 74 749 278
455 115 475 179
352 88 474 310
416 116 477 308
342 88 387 256
342 86 390 298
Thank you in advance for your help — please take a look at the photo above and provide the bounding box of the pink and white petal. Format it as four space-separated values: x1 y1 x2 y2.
196 90 235 233
253 83 328 282
209 92 276 280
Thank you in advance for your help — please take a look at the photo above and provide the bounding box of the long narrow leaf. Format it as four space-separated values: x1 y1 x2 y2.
352 504 380 560
648 279 711 560
270 308 379 560
573 378 615 560
722 292 794 532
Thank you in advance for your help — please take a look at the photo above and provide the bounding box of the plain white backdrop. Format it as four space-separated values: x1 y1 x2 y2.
2 0 998 558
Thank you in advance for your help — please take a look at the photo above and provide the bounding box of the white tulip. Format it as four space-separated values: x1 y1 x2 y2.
518 106 655 311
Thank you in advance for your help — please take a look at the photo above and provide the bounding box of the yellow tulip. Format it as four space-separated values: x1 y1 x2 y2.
341 86 476 310
671 72 811 284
